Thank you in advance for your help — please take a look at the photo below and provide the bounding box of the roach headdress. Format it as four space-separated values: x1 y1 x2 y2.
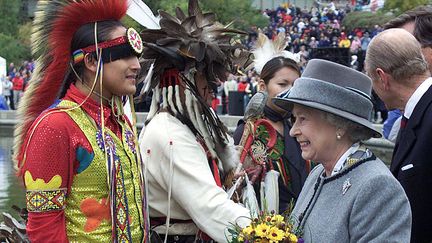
13 0 129 167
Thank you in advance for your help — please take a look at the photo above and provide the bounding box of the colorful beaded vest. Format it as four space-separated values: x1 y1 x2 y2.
60 100 145 242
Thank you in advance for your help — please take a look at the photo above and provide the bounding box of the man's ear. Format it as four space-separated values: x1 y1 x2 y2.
376 68 391 91
84 54 98 72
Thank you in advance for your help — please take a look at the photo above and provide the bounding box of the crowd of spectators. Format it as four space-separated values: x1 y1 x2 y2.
245 2 383 71
1 60 35 110
224 1 387 121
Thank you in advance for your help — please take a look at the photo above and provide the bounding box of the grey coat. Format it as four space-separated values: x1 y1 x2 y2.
2 79 12 96
291 156 412 243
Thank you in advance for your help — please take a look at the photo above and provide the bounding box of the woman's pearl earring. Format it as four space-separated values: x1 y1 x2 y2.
336 134 342 140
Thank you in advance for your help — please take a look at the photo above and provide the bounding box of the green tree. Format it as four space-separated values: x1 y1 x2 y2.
122 15 145 32
0 0 22 36
159 0 189 13
342 11 394 31
146 0 268 30
142 0 162 13
0 33 31 65
17 22 32 47
0 0 31 65
383 0 431 15
201 0 268 29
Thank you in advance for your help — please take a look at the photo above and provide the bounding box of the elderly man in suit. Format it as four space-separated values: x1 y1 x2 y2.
382 6 432 143
365 28 432 243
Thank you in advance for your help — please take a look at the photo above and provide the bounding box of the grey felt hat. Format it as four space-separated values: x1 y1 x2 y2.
273 59 382 138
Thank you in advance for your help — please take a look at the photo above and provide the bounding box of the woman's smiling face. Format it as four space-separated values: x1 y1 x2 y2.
289 104 339 164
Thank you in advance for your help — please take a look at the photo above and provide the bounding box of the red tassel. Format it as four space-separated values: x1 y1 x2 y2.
211 159 222 187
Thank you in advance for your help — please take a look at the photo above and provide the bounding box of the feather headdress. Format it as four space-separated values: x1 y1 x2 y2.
139 0 253 94
138 0 252 169
252 32 301 74
13 0 128 168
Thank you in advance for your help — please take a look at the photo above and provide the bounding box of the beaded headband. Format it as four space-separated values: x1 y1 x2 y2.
73 27 143 64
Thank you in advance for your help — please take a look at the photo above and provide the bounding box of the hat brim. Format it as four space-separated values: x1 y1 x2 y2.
273 97 382 138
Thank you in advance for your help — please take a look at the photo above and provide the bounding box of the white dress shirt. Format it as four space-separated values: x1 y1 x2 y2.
404 77 432 119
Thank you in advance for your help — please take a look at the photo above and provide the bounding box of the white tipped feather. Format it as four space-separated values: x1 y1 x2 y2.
162 87 168 109
140 62 154 96
127 0 160 29
243 174 260 218
185 89 200 133
174 85 183 114
167 85 176 115
263 170 280 213
146 84 159 122
252 33 300 74
253 33 276 74
281 50 301 63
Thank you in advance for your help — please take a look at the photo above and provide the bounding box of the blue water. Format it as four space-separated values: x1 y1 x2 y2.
0 137 25 217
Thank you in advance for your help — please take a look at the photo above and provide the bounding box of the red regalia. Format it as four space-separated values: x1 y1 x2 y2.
13 0 148 242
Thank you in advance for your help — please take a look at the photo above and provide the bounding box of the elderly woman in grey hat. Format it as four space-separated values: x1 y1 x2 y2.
273 59 412 242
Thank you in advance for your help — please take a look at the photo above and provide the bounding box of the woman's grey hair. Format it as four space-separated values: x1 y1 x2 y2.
321 112 374 143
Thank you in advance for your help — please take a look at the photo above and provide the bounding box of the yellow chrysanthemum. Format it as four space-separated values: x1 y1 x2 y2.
242 226 255 236
265 216 272 223
256 223 270 237
267 227 285 241
271 215 284 224
285 233 298 243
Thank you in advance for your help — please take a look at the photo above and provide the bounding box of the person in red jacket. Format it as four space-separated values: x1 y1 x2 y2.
12 72 24 107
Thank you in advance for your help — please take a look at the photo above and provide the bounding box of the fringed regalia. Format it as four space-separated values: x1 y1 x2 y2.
13 0 149 242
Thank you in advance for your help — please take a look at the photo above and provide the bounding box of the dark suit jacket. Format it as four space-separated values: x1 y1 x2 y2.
392 85 432 243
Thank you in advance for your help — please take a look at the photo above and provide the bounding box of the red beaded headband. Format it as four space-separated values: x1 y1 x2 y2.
73 28 143 64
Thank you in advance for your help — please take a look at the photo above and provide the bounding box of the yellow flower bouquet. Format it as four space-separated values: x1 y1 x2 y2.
227 209 303 243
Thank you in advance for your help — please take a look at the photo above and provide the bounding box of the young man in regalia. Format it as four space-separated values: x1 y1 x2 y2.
14 0 148 242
